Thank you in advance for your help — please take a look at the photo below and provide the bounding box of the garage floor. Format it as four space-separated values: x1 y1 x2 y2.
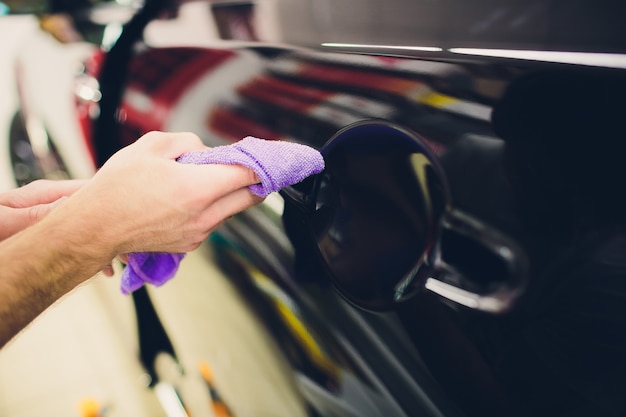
0 243 308 417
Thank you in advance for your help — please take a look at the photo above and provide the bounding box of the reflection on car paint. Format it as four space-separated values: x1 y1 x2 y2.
210 234 411 417
61 2 626 416
109 45 497 155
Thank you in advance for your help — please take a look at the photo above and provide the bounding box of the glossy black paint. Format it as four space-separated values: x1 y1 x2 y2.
86 1 626 416
276 0 626 54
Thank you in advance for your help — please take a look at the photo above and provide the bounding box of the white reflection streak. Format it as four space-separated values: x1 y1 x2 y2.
154 382 188 417
449 48 626 69
424 278 480 309
322 43 442 52
102 22 124 50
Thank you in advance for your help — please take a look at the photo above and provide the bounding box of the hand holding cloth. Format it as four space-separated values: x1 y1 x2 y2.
120 136 324 294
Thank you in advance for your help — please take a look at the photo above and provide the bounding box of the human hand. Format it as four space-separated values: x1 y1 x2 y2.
0 179 87 242
60 131 264 265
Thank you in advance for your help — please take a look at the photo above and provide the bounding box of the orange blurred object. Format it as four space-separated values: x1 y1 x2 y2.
198 361 234 417
77 397 102 417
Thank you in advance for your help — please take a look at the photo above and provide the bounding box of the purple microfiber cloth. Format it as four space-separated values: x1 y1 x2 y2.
120 136 325 294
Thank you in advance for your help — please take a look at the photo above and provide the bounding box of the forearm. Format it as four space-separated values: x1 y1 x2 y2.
0 202 113 347
0 131 266 347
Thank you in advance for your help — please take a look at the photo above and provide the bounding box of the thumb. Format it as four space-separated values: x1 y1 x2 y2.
0 197 68 242
23 196 68 227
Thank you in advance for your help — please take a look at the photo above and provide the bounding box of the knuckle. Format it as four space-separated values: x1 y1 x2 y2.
141 130 162 139
26 205 43 224
186 241 202 252
26 179 46 190
178 131 204 148
136 131 165 147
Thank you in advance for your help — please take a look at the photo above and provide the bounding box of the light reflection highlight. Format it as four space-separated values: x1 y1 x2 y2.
449 48 626 68
322 43 442 52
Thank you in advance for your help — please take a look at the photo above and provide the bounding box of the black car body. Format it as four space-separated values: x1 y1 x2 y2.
12 1 626 416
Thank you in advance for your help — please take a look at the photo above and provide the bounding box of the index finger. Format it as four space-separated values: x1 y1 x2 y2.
181 163 261 200
0 179 88 208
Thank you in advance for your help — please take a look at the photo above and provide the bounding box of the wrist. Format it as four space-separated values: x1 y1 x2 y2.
38 194 119 279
